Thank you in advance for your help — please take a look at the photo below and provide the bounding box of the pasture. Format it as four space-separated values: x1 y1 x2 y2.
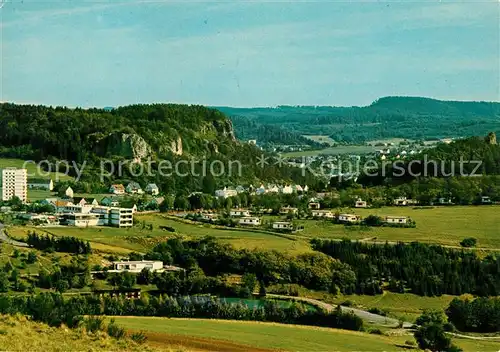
0 158 73 181
111 316 500 352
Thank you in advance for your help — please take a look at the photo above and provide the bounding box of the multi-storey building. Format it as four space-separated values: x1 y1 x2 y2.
1 168 28 203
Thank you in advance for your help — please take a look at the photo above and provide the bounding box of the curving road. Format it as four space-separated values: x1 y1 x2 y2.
0 222 29 247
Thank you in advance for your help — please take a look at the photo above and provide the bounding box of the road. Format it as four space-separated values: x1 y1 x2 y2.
0 222 29 247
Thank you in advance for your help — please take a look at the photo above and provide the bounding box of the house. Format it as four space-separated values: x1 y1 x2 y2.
126 182 143 194
112 260 164 273
311 210 335 218
308 202 321 210
149 197 165 207
267 185 279 193
355 198 367 208
303 185 309 192
101 196 120 207
215 187 237 199
394 197 408 206
272 221 293 230
109 184 125 195
200 212 218 221
385 216 408 224
235 185 246 194
64 186 74 198
255 185 266 195
293 185 304 193
438 197 453 205
338 213 360 223
239 217 261 226
230 209 251 217
72 197 87 206
62 213 99 227
279 206 298 215
145 183 159 195
27 178 54 191
481 196 492 204
86 198 99 206
281 185 294 194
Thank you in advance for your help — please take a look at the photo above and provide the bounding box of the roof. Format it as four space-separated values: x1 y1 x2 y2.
113 260 162 265
386 215 408 219
127 182 141 188
146 183 159 188
110 184 125 190
339 213 357 217
273 221 291 225
54 200 71 207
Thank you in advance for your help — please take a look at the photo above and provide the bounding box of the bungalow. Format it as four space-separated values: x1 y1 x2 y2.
355 198 368 208
72 197 87 206
481 196 492 204
145 183 160 196
272 221 293 230
279 206 298 215
64 186 74 199
385 216 408 224
394 197 408 206
215 187 237 199
239 217 261 226
27 178 54 191
338 213 360 223
280 185 294 194
312 210 335 218
308 202 321 210
200 212 218 221
112 260 164 273
109 184 125 195
101 196 120 207
230 209 251 217
126 182 143 194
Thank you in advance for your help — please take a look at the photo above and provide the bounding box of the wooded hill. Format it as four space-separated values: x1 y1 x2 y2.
218 96 500 144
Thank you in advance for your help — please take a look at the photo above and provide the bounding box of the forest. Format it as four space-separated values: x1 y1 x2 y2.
219 96 500 144
310 239 500 296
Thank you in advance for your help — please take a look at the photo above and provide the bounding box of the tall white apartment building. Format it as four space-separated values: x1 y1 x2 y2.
1 168 28 203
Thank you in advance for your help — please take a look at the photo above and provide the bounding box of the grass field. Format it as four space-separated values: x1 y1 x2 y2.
301 135 336 146
111 316 500 352
282 145 378 157
0 158 73 181
280 205 500 249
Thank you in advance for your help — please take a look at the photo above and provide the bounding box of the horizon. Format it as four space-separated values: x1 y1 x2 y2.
1 1 499 107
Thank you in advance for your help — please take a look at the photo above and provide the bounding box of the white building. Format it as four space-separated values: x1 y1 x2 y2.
215 187 237 198
280 185 294 194
338 213 360 223
145 183 159 196
64 186 74 198
230 209 251 217
109 207 134 227
311 210 335 218
61 204 94 214
239 217 261 226
355 198 368 208
27 178 54 191
1 168 27 203
63 213 100 227
272 221 292 230
279 206 298 215
112 260 164 273
385 216 408 224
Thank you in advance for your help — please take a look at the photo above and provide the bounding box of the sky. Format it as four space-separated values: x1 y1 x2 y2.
0 0 499 108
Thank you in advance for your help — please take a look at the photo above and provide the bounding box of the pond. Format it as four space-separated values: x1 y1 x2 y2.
220 297 318 311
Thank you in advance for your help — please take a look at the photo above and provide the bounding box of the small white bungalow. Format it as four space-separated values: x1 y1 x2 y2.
239 217 261 226
385 216 408 224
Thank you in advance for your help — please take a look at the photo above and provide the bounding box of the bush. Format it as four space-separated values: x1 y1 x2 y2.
460 237 477 248
340 300 353 307
107 319 126 339
83 316 104 333
130 331 148 344
368 328 384 335
404 340 416 346
368 307 387 316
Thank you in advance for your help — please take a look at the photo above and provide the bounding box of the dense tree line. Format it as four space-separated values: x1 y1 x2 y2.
0 293 363 331
145 237 357 294
220 97 500 143
27 232 91 254
446 297 500 333
310 239 500 296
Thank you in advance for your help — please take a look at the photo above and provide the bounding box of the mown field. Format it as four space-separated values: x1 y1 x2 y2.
112 316 500 352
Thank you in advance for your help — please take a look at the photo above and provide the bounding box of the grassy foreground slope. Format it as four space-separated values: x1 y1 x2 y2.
0 314 165 352
112 317 500 352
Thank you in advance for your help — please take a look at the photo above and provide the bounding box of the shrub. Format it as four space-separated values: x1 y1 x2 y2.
130 331 148 344
404 340 416 346
368 328 384 335
340 300 353 307
368 307 387 316
460 237 477 248
83 316 104 333
107 319 126 339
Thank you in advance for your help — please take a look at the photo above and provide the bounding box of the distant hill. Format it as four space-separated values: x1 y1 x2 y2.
217 97 500 144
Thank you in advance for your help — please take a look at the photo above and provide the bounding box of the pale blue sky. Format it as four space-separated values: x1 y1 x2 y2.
1 0 499 107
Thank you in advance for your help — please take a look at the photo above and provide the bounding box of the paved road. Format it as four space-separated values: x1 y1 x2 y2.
0 222 29 247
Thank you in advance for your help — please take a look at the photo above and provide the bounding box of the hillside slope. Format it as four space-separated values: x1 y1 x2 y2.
218 96 500 143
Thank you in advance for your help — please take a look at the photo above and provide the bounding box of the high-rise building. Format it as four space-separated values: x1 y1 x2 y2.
1 168 28 203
